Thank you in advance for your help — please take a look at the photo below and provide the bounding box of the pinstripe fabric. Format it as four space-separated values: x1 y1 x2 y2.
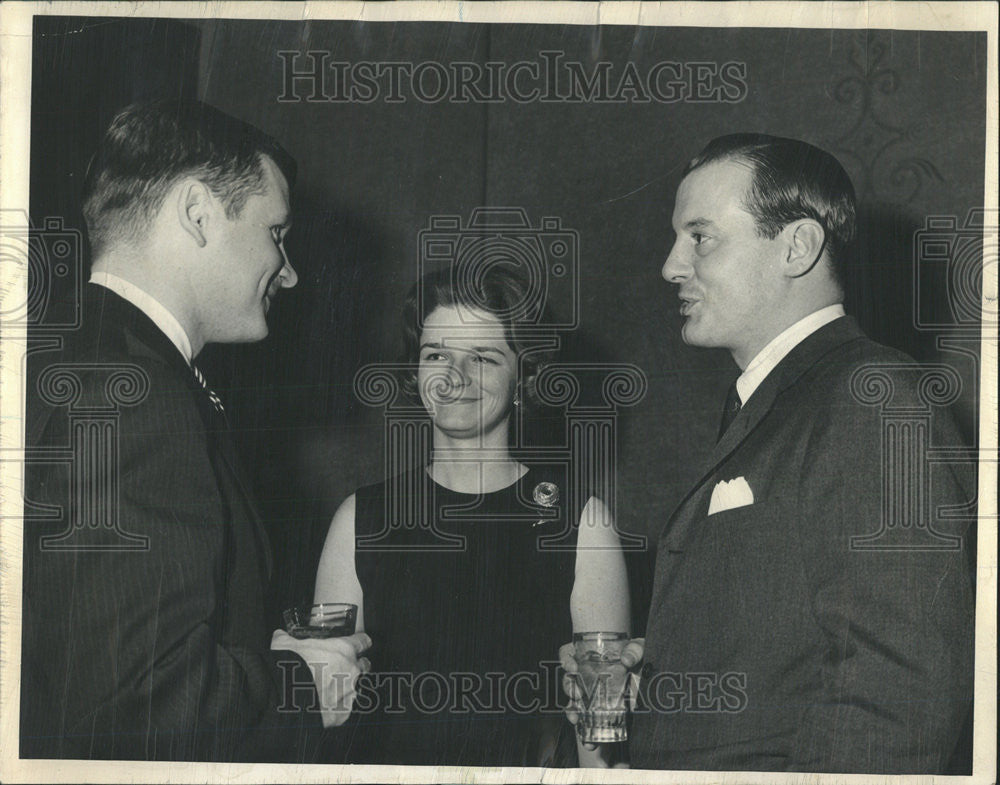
21 285 320 761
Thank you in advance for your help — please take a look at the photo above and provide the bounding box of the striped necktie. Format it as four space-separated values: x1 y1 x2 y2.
191 363 225 415
717 381 742 442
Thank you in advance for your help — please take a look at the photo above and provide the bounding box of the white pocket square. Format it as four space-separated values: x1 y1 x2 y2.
708 476 754 516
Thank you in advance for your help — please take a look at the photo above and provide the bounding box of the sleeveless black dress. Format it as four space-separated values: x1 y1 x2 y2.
342 464 582 766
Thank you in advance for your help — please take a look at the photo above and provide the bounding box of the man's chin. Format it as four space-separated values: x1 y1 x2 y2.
680 323 723 351
231 319 270 344
680 321 703 346
257 304 273 333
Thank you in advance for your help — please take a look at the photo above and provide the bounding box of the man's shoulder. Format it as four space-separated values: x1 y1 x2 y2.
818 332 910 378
769 321 956 429
795 321 919 392
42 289 187 376
31 331 186 400
26 298 200 445
784 326 964 437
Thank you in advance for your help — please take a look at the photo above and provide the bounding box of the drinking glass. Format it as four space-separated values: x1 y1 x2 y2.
573 631 629 743
283 602 357 639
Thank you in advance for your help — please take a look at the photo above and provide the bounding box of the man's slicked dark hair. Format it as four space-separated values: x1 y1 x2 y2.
685 133 856 289
82 99 296 257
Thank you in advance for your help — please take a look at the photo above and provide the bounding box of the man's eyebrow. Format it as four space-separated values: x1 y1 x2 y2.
418 342 504 354
682 218 713 231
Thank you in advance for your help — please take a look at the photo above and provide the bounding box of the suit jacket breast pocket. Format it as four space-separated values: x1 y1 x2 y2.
680 498 807 651
692 498 789 559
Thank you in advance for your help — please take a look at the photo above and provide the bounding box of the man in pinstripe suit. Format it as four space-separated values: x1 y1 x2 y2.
21 99 370 761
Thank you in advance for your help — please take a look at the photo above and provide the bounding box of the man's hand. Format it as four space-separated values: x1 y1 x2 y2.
559 637 645 749
271 629 372 728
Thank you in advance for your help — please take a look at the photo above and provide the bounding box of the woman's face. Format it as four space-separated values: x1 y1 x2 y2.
417 304 518 441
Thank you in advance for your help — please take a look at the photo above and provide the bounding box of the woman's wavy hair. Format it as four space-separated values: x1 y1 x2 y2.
399 264 558 413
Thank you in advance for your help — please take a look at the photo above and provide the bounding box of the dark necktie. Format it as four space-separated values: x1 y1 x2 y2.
717 381 742 441
191 363 225 415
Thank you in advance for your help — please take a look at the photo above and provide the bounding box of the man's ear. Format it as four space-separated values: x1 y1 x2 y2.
176 179 214 248
781 219 826 279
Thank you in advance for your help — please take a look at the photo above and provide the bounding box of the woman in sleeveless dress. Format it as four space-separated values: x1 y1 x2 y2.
314 266 629 767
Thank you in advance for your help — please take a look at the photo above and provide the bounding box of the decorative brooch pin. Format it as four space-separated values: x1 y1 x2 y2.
531 482 559 527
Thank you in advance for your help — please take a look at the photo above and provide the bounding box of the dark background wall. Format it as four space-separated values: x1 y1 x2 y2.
30 16 987 632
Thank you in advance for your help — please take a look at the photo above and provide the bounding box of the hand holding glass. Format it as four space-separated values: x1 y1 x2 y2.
572 631 629 743
283 602 357 639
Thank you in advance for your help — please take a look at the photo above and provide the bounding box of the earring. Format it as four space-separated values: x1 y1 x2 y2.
513 396 521 407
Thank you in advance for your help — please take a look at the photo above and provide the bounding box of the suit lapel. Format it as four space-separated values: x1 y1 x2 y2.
87 284 274 580
207 426 274 580
88 283 193 383
658 316 867 548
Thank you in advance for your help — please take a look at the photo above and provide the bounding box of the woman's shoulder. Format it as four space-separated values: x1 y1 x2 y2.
354 466 426 500
351 466 430 534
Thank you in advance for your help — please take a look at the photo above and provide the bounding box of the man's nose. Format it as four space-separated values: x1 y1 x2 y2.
661 242 690 283
278 246 298 288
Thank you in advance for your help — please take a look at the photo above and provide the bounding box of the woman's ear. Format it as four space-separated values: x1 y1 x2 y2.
518 373 539 411
399 364 421 405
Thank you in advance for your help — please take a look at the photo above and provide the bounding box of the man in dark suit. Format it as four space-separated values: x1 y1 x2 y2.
21 100 371 761
564 134 975 772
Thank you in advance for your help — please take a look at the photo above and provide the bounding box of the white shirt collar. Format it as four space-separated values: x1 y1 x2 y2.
89 272 194 365
736 304 846 405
